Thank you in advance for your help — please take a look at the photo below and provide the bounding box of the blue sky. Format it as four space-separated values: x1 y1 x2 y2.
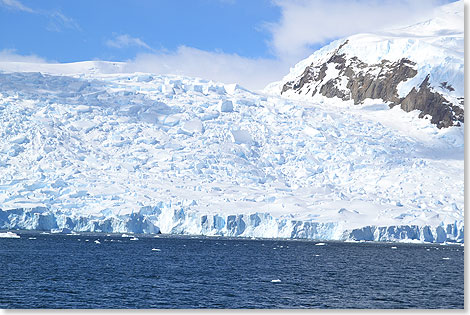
0 0 281 62
0 0 455 89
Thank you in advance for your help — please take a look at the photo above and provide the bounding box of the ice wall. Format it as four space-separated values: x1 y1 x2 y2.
0 207 462 243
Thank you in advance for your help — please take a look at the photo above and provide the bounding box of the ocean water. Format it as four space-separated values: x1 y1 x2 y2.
0 233 464 309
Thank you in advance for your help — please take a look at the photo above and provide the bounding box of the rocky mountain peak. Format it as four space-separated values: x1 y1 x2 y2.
270 0 464 129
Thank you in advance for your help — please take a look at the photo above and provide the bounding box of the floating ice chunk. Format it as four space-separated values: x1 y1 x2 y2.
315 242 326 246
219 100 233 112
28 237 37 240
231 130 252 145
0 232 20 238
130 237 139 241
152 248 161 251
442 257 450 260
391 246 397 249
94 240 101 244
314 254 321 257
122 234 132 238
271 279 281 283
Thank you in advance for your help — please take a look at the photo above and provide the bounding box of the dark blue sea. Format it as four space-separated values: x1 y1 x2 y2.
0 232 464 309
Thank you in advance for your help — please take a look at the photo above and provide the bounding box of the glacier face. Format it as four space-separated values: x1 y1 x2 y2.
0 68 463 243
0 206 463 243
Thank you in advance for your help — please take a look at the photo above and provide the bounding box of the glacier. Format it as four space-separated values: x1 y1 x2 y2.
0 1 464 244
0 69 463 243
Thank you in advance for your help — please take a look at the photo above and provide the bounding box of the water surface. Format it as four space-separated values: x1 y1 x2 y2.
0 233 464 308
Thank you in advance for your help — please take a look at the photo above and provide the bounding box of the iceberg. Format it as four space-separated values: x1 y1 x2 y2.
0 231 20 238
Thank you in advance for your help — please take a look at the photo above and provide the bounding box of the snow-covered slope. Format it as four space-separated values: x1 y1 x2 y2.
266 0 464 129
0 68 463 243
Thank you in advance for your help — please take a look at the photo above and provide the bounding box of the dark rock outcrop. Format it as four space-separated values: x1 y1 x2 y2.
281 41 464 128
399 75 464 128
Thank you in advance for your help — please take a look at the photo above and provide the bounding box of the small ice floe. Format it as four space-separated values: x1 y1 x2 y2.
391 246 397 249
314 254 321 257
442 257 451 260
461 243 464 247
0 232 20 238
271 279 281 283
426 249 431 251
315 243 326 246
85 239 89 242
28 237 37 240
122 234 132 238
130 237 139 241
94 240 101 244
152 248 161 251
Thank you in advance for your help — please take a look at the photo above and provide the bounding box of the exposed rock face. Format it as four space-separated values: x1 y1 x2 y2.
399 75 464 128
281 40 464 128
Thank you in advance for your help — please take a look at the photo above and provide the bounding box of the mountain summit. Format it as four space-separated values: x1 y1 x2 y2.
266 0 464 128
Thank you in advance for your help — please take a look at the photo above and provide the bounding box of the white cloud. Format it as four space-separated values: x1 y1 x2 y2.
124 46 290 91
0 0 80 32
0 49 48 63
106 34 153 50
267 0 447 63
0 0 34 13
46 11 81 32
